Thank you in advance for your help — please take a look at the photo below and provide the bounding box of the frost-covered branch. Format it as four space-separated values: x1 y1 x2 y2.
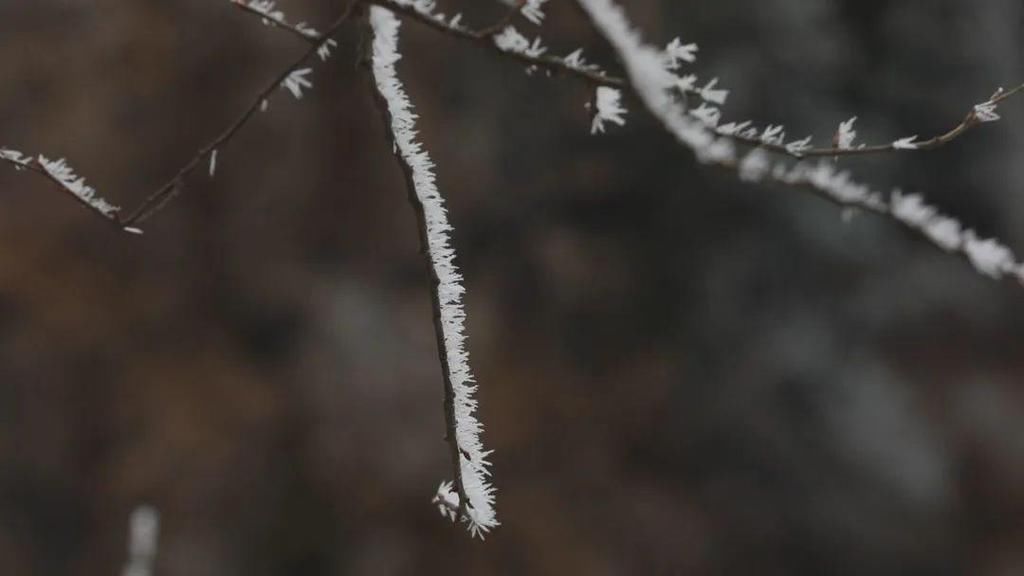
751 156 1024 283
367 0 623 88
573 0 1024 285
1 1 355 232
367 5 497 537
712 84 1024 159
232 0 1021 167
120 1 357 227
231 0 339 60
0 150 134 231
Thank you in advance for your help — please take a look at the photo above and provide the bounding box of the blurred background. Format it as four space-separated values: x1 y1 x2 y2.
0 0 1022 574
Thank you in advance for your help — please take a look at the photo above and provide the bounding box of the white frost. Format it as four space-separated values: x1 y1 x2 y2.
209 149 218 178
493 26 547 58
38 155 120 217
370 5 497 537
576 0 1024 284
973 101 1000 123
591 86 627 134
282 68 314 99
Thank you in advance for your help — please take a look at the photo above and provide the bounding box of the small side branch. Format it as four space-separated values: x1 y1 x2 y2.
365 5 497 537
120 1 359 227
0 151 130 231
573 0 1024 286
715 84 1024 159
2 1 357 232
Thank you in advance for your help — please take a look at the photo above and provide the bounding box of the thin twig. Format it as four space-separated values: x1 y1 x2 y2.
231 0 322 44
364 1 1021 161
120 1 360 226
369 0 625 88
3 0 1021 231
719 83 1024 158
3 3 359 232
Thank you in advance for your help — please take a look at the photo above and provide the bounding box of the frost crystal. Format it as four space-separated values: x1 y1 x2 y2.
38 156 120 217
493 26 546 58
691 103 722 127
591 86 627 134
564 49 600 72
785 135 814 155
575 0 734 164
497 0 547 25
370 5 496 537
973 101 1000 123
0 148 29 164
836 117 857 149
317 39 338 61
433 481 460 521
0 148 31 170
281 68 313 99
761 124 785 145
892 135 919 150
963 231 1014 278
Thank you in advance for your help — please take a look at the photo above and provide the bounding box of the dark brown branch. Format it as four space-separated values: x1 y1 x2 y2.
364 1 1021 161
1 1 358 232
719 83 1024 159
11 0 1016 231
571 0 1024 287
0 155 128 231
369 0 625 88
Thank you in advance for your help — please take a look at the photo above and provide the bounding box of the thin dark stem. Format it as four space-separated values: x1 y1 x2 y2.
368 0 625 88
0 156 127 231
366 0 1021 161
3 2 359 232
721 83 1024 159
120 1 360 226
572 0 1024 287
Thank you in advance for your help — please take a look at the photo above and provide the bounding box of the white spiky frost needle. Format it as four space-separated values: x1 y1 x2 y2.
368 5 497 537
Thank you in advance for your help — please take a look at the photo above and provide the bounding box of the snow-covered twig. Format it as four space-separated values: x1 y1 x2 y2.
367 5 497 537
1 1 356 229
0 149 136 230
119 1 358 226
231 0 339 60
574 0 1024 285
368 0 621 88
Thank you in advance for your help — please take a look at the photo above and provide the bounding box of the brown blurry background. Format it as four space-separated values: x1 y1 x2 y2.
1 0 1023 574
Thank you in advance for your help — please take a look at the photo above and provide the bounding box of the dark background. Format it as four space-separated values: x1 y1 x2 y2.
0 0 1022 574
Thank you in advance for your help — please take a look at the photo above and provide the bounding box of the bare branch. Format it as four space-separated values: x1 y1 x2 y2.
1 1 358 232
715 83 1024 159
365 5 497 537
573 0 1024 286
121 1 359 226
